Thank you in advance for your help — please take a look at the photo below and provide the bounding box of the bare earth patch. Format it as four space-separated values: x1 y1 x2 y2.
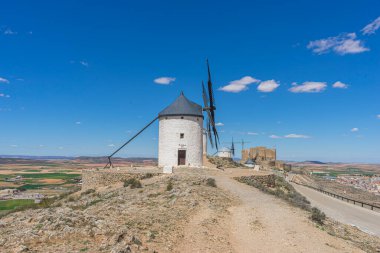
37 178 65 184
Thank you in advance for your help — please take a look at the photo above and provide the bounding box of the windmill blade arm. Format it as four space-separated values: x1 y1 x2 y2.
207 118 214 148
104 116 158 168
202 82 209 109
206 60 216 109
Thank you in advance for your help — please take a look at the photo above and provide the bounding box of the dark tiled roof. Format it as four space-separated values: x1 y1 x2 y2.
245 158 255 165
158 92 203 118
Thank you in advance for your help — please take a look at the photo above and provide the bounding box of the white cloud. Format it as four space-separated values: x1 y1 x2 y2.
75 121 81 125
362 16 380 35
3 28 17 35
284 134 310 139
0 77 10 84
80 61 89 67
307 33 369 55
215 122 224 126
0 94 10 98
351 127 359 132
270 134 310 139
10 144 18 147
332 81 348 89
58 146 64 150
219 76 259 93
108 144 115 147
377 114 380 119
154 77 176 85
247 132 259 135
257 80 280 93
289 81 327 93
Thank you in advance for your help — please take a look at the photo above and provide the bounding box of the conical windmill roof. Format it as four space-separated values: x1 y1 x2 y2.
158 92 203 118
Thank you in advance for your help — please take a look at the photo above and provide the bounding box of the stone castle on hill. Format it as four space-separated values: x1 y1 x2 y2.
242 146 276 163
242 146 291 171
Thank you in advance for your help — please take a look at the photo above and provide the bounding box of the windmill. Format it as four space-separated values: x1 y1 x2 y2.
235 139 251 151
231 138 235 156
104 60 220 169
222 138 235 157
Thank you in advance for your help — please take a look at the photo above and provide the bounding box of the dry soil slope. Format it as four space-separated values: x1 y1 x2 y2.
176 170 366 253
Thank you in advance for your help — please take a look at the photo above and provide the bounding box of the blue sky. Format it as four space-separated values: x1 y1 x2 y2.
0 0 379 162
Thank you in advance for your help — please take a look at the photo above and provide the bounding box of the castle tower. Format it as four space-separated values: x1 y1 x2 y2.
158 92 204 168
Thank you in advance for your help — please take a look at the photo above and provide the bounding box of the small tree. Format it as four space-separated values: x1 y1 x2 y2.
206 178 217 187
166 180 173 191
124 178 142 189
311 207 326 225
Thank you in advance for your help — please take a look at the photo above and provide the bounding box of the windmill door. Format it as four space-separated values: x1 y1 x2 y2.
178 150 186 165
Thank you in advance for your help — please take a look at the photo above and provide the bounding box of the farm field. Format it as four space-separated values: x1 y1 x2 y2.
0 157 157 211
0 159 84 210
290 161 380 175
0 199 35 211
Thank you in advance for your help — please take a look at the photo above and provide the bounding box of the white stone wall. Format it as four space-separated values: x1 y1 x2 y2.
202 130 207 156
158 116 203 167
217 150 232 158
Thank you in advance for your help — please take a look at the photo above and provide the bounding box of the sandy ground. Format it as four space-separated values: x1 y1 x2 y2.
175 168 365 253
293 183 380 236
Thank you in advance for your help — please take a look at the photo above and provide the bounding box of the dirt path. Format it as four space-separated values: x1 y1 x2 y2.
177 170 364 253
175 207 233 253
293 183 380 236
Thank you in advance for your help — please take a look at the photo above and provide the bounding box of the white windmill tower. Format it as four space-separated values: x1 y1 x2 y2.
103 61 219 169
157 91 204 167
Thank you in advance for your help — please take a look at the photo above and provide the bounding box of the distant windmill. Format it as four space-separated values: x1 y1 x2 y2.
234 139 251 151
104 60 219 168
231 138 235 156
222 138 235 157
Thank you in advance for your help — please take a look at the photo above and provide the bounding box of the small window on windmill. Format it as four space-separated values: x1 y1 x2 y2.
180 133 184 139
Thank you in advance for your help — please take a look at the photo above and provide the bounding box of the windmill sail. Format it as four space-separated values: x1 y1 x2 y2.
231 138 235 156
202 60 219 151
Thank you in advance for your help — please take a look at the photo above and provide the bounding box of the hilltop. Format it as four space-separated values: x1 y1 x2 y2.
1 168 378 253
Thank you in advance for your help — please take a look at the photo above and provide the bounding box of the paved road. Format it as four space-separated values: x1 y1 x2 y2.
293 183 380 236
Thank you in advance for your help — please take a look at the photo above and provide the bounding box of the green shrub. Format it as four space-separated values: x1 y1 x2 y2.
38 198 55 208
236 175 311 212
311 207 326 225
81 189 95 196
166 180 173 191
67 196 76 202
124 178 142 189
141 173 154 179
206 178 217 187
